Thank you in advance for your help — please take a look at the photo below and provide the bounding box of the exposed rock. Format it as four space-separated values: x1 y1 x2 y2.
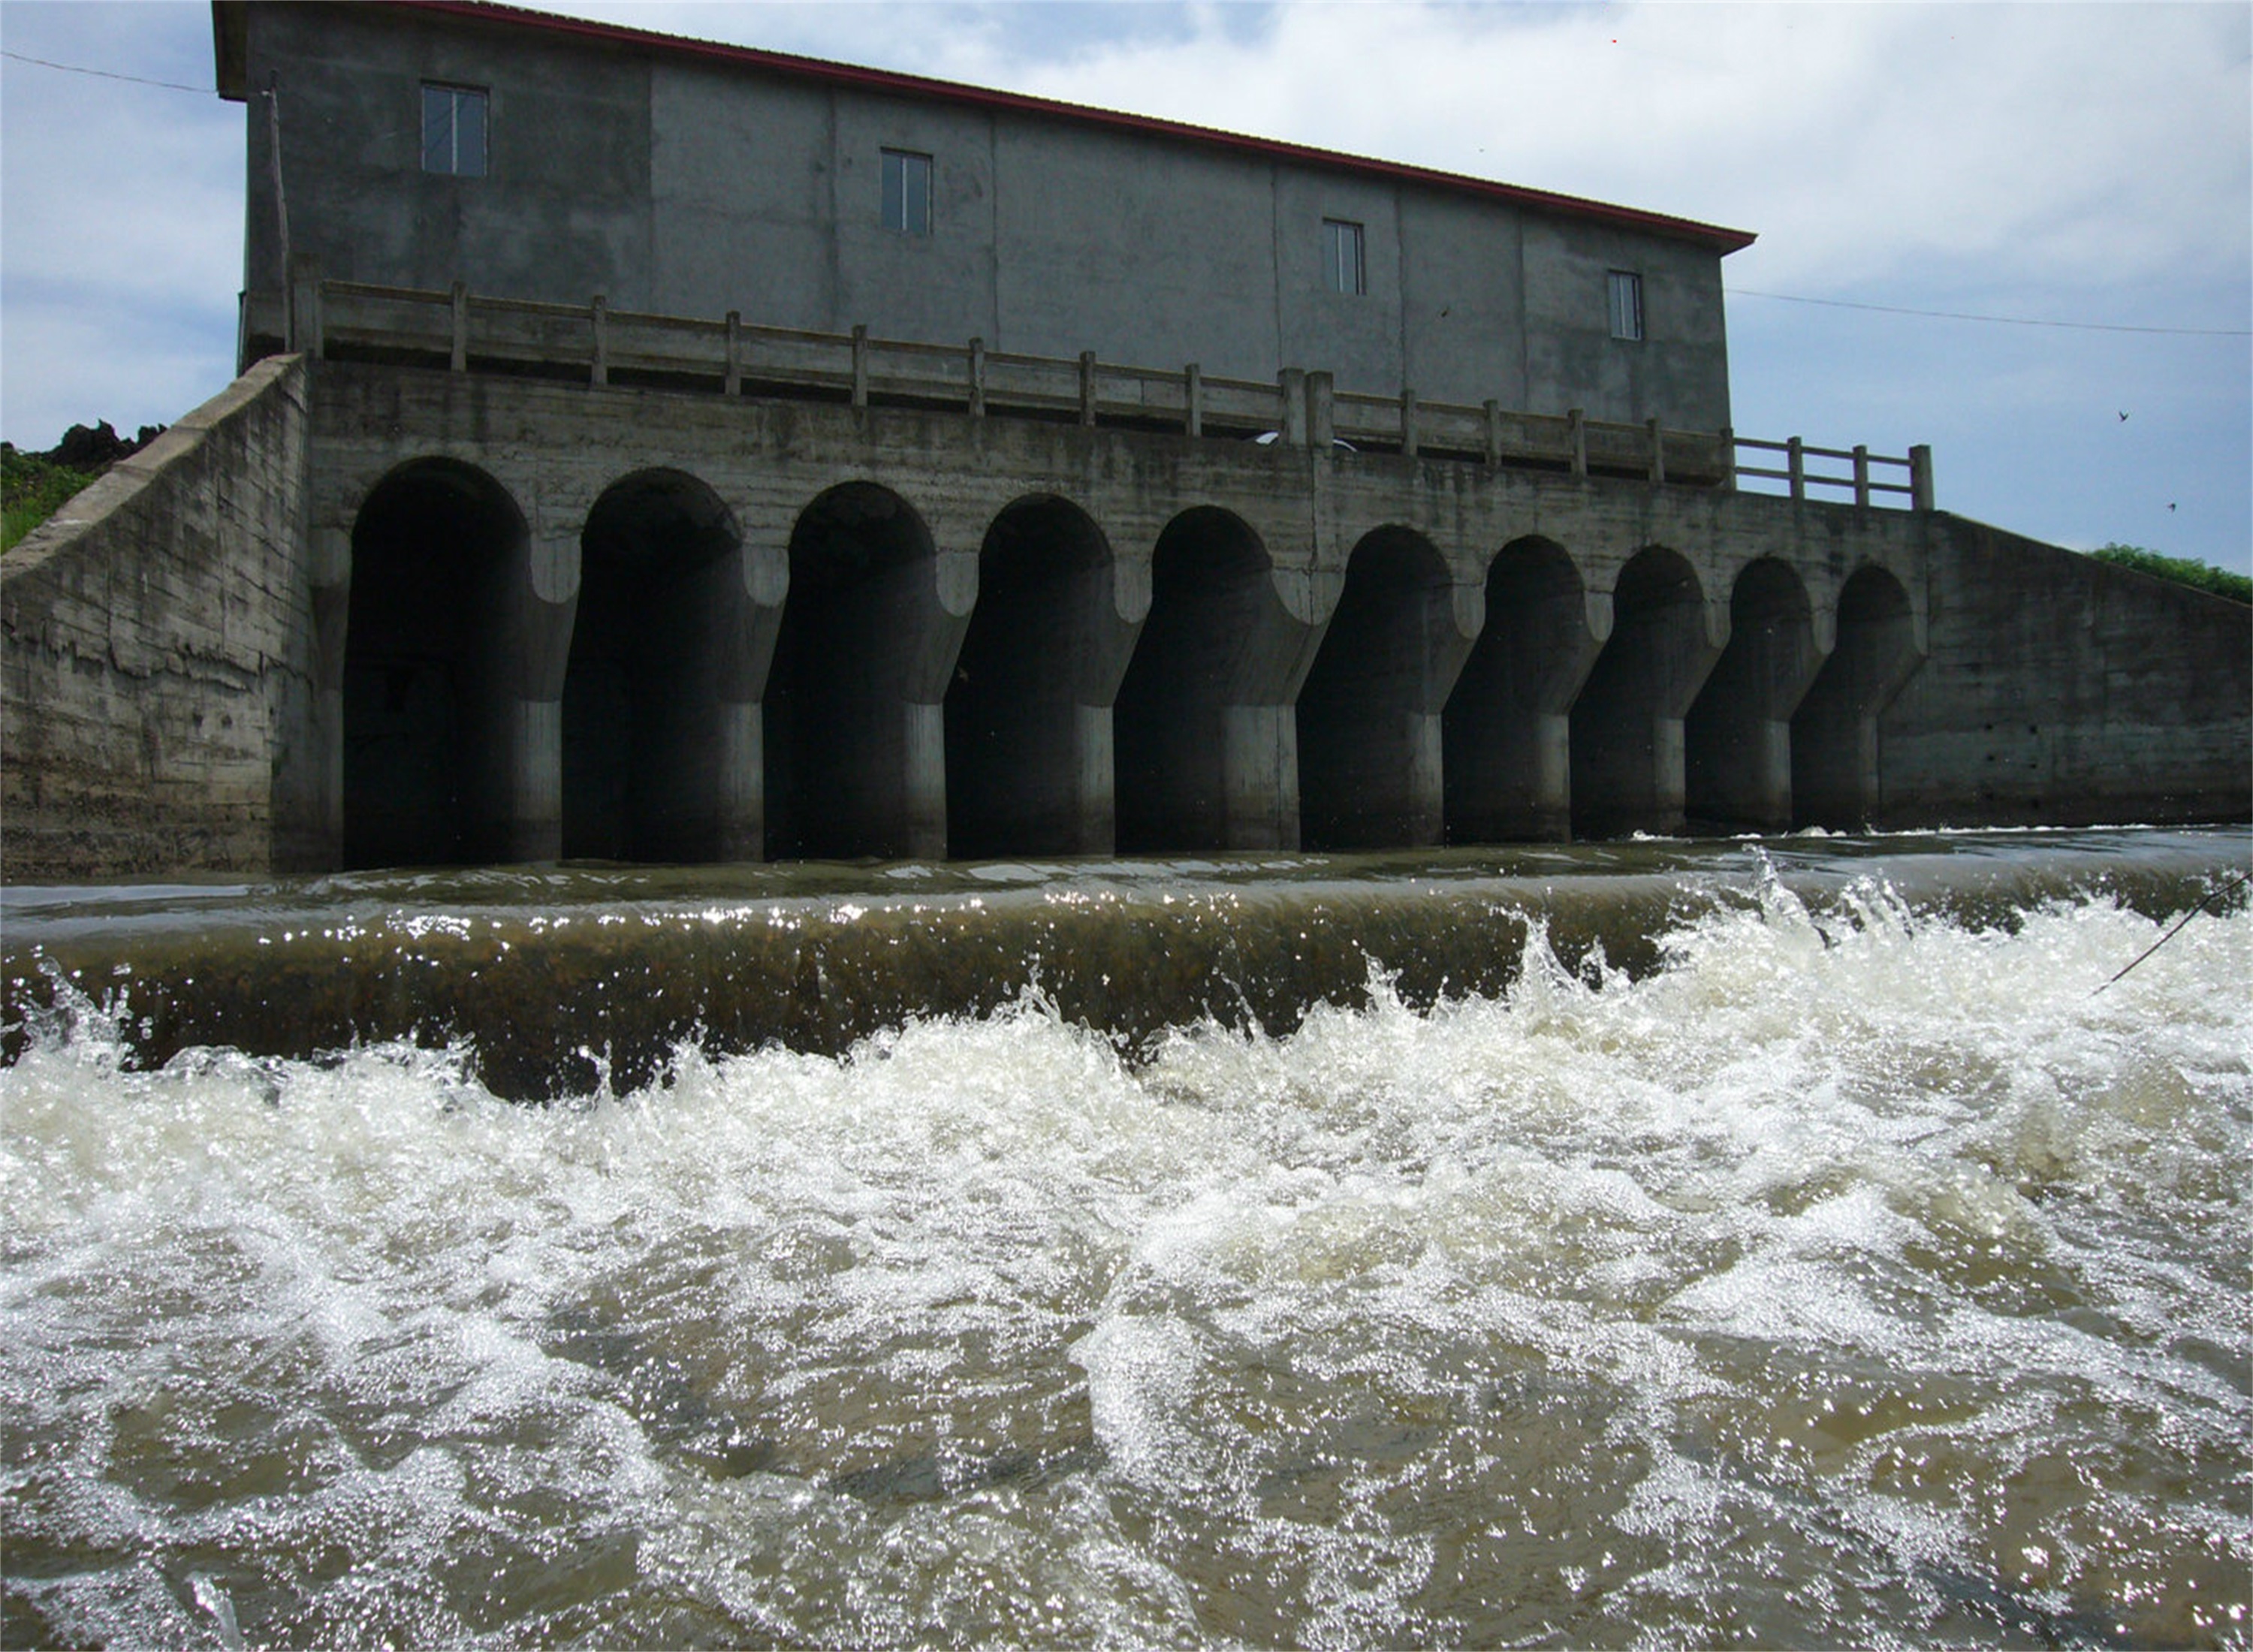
44 420 162 470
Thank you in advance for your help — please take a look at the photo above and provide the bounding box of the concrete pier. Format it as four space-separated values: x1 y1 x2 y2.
1569 549 1727 839
1685 557 1826 833
1443 538 1606 843
1298 528 1476 849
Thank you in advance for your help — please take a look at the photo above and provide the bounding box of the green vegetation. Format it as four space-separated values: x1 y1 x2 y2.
2089 543 2251 605
2 446 98 553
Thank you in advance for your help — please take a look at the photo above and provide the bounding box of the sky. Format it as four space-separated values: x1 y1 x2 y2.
2 1 2248 573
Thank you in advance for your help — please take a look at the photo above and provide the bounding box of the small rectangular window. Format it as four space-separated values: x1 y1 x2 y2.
1608 270 1644 341
1323 219 1365 295
882 149 932 235
421 83 487 176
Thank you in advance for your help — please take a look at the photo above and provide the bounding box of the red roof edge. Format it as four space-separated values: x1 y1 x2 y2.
385 0 1757 255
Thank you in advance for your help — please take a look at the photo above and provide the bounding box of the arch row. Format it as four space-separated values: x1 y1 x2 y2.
329 457 1924 867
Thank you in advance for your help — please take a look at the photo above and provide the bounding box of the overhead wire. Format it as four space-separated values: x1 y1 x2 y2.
1733 288 2248 339
1 48 213 95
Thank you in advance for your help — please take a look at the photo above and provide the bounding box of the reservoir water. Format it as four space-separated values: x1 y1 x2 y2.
3 828 2247 1647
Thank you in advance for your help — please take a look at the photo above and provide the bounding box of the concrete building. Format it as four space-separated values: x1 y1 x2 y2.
0 5 2242 882
215 0 1748 431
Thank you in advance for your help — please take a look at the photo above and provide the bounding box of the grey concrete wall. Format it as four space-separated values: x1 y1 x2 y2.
8 356 2242 879
1878 517 2252 826
240 3 1733 427
1 356 317 879
1522 219 1731 427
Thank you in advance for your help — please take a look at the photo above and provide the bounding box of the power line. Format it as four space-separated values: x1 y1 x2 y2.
1733 287 2248 338
1 49 213 95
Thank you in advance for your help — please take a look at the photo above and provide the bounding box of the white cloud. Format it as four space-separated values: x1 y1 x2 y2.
2 1 2243 567
541 2 2248 302
2 2 243 442
941 2 2250 297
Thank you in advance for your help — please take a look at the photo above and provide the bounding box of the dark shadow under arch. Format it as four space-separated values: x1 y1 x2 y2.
1114 507 1272 854
767 482 940 860
342 458 523 868
945 495 1117 858
562 469 742 862
1793 565 1921 830
1685 556 1819 833
1570 546 1714 840
1443 536 1594 843
1297 526 1455 849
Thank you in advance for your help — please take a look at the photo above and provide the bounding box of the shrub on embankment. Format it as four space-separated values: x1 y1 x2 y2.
2 450 96 553
2 422 166 553
2089 543 2251 605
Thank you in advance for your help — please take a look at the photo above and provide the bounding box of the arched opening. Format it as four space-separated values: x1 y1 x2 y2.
1570 547 1718 839
945 496 1119 858
562 469 742 862
767 482 941 860
1793 565 1921 830
1296 526 1458 849
1685 557 1820 833
1443 537 1597 843
1114 508 1275 852
342 459 523 868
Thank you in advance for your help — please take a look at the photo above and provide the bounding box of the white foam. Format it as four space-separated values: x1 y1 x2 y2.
3 889 2245 1647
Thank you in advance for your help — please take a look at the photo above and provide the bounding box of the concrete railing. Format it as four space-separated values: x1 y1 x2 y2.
1729 433 1933 512
245 280 1927 505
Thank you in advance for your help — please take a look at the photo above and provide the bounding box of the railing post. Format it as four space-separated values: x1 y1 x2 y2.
1787 436 1805 501
1853 444 1871 508
851 324 869 408
1718 426 1736 492
1567 408 1587 479
590 294 608 386
1646 417 1665 484
450 281 469 372
1909 445 1935 511
288 257 324 360
1307 372 1335 451
968 337 986 418
1184 363 1202 439
1484 399 1503 468
1078 350 1098 427
724 310 742 396
1400 387 1419 457
1279 368 1308 447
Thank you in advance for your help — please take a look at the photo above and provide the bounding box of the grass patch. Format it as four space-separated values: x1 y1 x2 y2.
2 446 99 553
2089 543 2251 605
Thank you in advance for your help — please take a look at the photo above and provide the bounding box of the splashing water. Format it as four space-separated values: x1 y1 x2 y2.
2 878 2247 1647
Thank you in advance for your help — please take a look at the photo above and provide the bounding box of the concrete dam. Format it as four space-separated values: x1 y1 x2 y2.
1 305 2246 882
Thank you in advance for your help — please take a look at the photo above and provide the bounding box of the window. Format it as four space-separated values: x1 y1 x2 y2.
421 83 487 176
882 149 932 235
1323 219 1365 295
1608 270 1644 341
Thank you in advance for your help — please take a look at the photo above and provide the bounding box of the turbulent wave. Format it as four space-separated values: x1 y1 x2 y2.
3 879 2248 1647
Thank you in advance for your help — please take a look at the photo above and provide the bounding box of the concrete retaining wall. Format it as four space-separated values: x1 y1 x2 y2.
1880 516 2251 827
1 356 316 879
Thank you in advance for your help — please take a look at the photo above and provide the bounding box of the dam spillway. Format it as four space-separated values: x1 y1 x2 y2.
3 827 2247 1647
5 828 2244 1100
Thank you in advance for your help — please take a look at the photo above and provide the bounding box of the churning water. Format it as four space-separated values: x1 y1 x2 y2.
2 832 2248 1648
